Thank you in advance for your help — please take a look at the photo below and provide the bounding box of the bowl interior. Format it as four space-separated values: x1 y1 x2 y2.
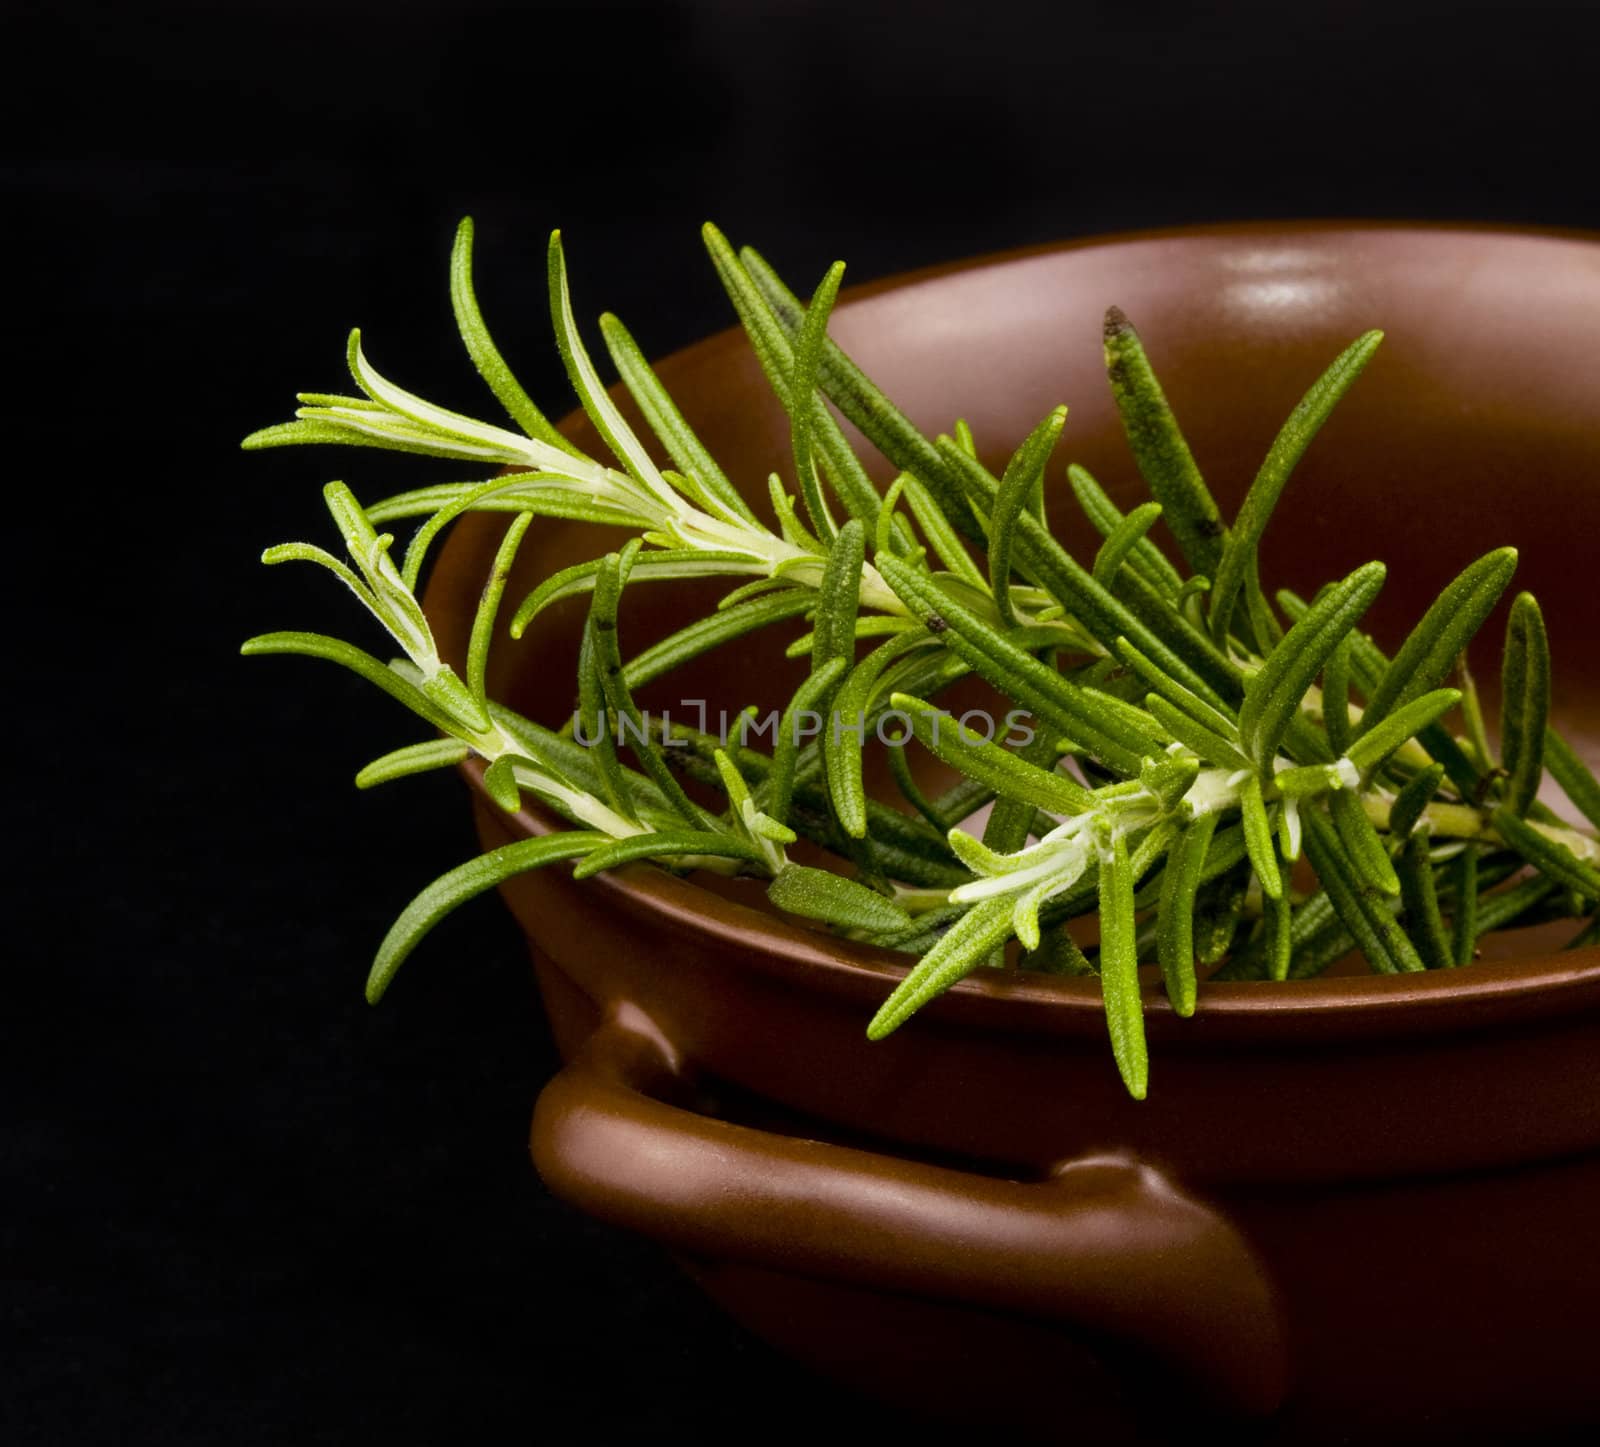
435 222 1600 990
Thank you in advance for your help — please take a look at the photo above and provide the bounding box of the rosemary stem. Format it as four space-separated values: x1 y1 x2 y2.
1360 793 1600 865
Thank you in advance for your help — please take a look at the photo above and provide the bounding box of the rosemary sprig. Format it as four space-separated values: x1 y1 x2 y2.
246 220 1600 1099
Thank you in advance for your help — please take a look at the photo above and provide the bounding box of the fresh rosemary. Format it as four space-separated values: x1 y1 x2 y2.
244 219 1600 1099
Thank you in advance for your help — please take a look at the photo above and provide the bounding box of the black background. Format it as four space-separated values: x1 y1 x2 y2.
9 1 1600 1442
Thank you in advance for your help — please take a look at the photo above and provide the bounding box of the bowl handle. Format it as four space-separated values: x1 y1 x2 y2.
532 1007 1289 1418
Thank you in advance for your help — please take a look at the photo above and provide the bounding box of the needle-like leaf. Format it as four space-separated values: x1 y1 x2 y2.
937 439 1235 708
878 554 1161 775
890 691 1097 818
467 513 534 705
620 590 815 690
821 627 929 838
1093 502 1164 589
1500 592 1551 818
450 217 582 457
355 738 471 790
789 261 847 540
572 831 766 879
368 833 608 1002
1492 808 1600 901
1208 330 1383 642
866 897 1018 1040
1328 786 1401 898
1238 562 1386 766
701 226 886 529
989 406 1068 626
1545 728 1600 831
1450 845 1479 967
1240 774 1283 899
1102 306 1225 577
1358 548 1518 736
590 546 704 827
1096 825 1149 1100
1387 763 1447 841
548 231 676 508
1157 811 1218 1015
598 311 759 525
737 242 977 533
1303 806 1424 974
1397 831 1456 970
1067 464 1184 597
768 863 912 933
1344 689 1462 776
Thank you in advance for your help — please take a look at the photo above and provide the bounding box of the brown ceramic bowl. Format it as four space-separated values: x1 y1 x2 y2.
423 223 1600 1443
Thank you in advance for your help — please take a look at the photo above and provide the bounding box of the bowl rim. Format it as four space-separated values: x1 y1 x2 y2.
797 215 1600 310
436 219 1600 1042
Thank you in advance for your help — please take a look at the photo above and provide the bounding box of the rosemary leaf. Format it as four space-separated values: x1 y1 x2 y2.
449 218 582 457
590 547 703 827
866 897 1017 1040
571 831 765 879
599 312 759 525
368 832 608 1001
789 260 848 540
824 631 933 837
1473 871 1562 937
577 611 637 823
736 243 978 534
241 631 457 735
1397 832 1455 969
481 756 521 813
1240 774 1283 899
891 691 1095 818
1238 561 1386 766
1263 868 1293 981
547 232 674 506
1492 808 1600 901
1387 763 1448 840
768 863 912 933
897 473 986 587
989 406 1068 625
765 656 849 829
467 513 534 704
1157 812 1218 1015
1096 825 1149 1100
1093 502 1164 589
621 590 815 689
886 737 951 833
1144 693 1251 770
701 227 886 529
1288 918 1357 979
877 554 1159 775
1344 689 1462 776
1328 785 1401 897
1067 463 1184 597
937 439 1235 708
1323 635 1353 754
1500 592 1551 818
355 739 471 790
1545 727 1600 831
1358 548 1518 737
1193 864 1250 965
1450 845 1480 966
1022 929 1097 976
1208 330 1383 642
1303 806 1423 974
1102 306 1225 577
1114 637 1242 741
814 520 866 671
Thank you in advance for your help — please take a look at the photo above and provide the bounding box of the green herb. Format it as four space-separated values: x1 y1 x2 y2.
246 219 1600 1099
